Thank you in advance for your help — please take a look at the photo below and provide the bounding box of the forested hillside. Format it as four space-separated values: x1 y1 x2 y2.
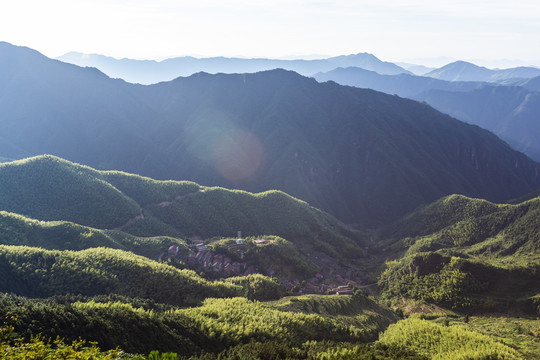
0 245 240 306
377 194 540 312
0 155 364 257
0 210 187 258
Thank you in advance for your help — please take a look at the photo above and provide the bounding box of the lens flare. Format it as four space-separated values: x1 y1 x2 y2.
213 130 263 182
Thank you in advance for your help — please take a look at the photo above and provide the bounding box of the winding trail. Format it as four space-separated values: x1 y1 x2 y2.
112 189 206 231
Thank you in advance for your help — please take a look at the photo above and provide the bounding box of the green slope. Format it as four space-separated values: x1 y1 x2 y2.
0 211 187 259
132 187 364 258
377 195 540 312
0 155 366 259
379 194 540 263
379 317 523 360
0 292 398 356
0 155 141 229
0 293 204 355
268 293 398 341
0 245 239 306
1 291 530 359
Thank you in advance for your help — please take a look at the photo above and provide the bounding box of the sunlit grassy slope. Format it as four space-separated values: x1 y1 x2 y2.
0 155 365 258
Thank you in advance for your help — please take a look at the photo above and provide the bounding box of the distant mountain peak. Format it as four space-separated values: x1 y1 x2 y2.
440 60 489 70
425 60 494 81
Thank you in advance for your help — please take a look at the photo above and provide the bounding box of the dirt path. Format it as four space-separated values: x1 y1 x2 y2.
112 189 206 230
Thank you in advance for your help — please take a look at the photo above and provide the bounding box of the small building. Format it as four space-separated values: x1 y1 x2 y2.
168 245 179 256
254 238 271 245
195 243 206 252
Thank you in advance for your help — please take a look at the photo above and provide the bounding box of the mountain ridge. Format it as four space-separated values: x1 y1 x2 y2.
0 155 365 257
314 67 540 162
57 49 411 84
413 85 540 161
425 60 540 82
2 42 540 226
314 66 487 98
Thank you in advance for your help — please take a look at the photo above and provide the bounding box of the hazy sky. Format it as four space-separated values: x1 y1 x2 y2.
2 0 539 66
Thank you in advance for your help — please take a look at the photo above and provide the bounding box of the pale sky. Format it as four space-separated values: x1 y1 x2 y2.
1 0 540 66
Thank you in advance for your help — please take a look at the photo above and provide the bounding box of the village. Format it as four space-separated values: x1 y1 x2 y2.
161 233 373 296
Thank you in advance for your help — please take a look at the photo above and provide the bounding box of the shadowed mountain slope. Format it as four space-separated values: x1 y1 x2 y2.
0 42 166 175
2 42 540 226
313 66 485 98
314 66 540 163
506 75 540 92
135 70 540 225
414 85 540 162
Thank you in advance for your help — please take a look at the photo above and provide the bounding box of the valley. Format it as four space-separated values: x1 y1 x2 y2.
1 154 540 359
1 41 540 359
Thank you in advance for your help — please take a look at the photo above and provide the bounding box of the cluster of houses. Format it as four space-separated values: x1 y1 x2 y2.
297 273 358 295
162 234 370 296
295 250 370 295
185 238 257 277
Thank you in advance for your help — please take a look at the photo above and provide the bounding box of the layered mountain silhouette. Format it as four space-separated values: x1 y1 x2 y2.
414 85 540 162
57 50 410 84
315 68 540 162
504 75 540 92
0 42 166 174
313 67 486 98
2 42 540 226
424 60 540 82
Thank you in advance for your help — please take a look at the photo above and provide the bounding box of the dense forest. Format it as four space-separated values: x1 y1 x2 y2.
1 156 540 359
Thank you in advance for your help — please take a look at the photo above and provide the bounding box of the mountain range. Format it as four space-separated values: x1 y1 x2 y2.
414 85 540 162
3 40 540 359
313 66 486 98
424 60 540 82
57 50 540 86
2 41 540 227
57 50 410 85
315 67 540 162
